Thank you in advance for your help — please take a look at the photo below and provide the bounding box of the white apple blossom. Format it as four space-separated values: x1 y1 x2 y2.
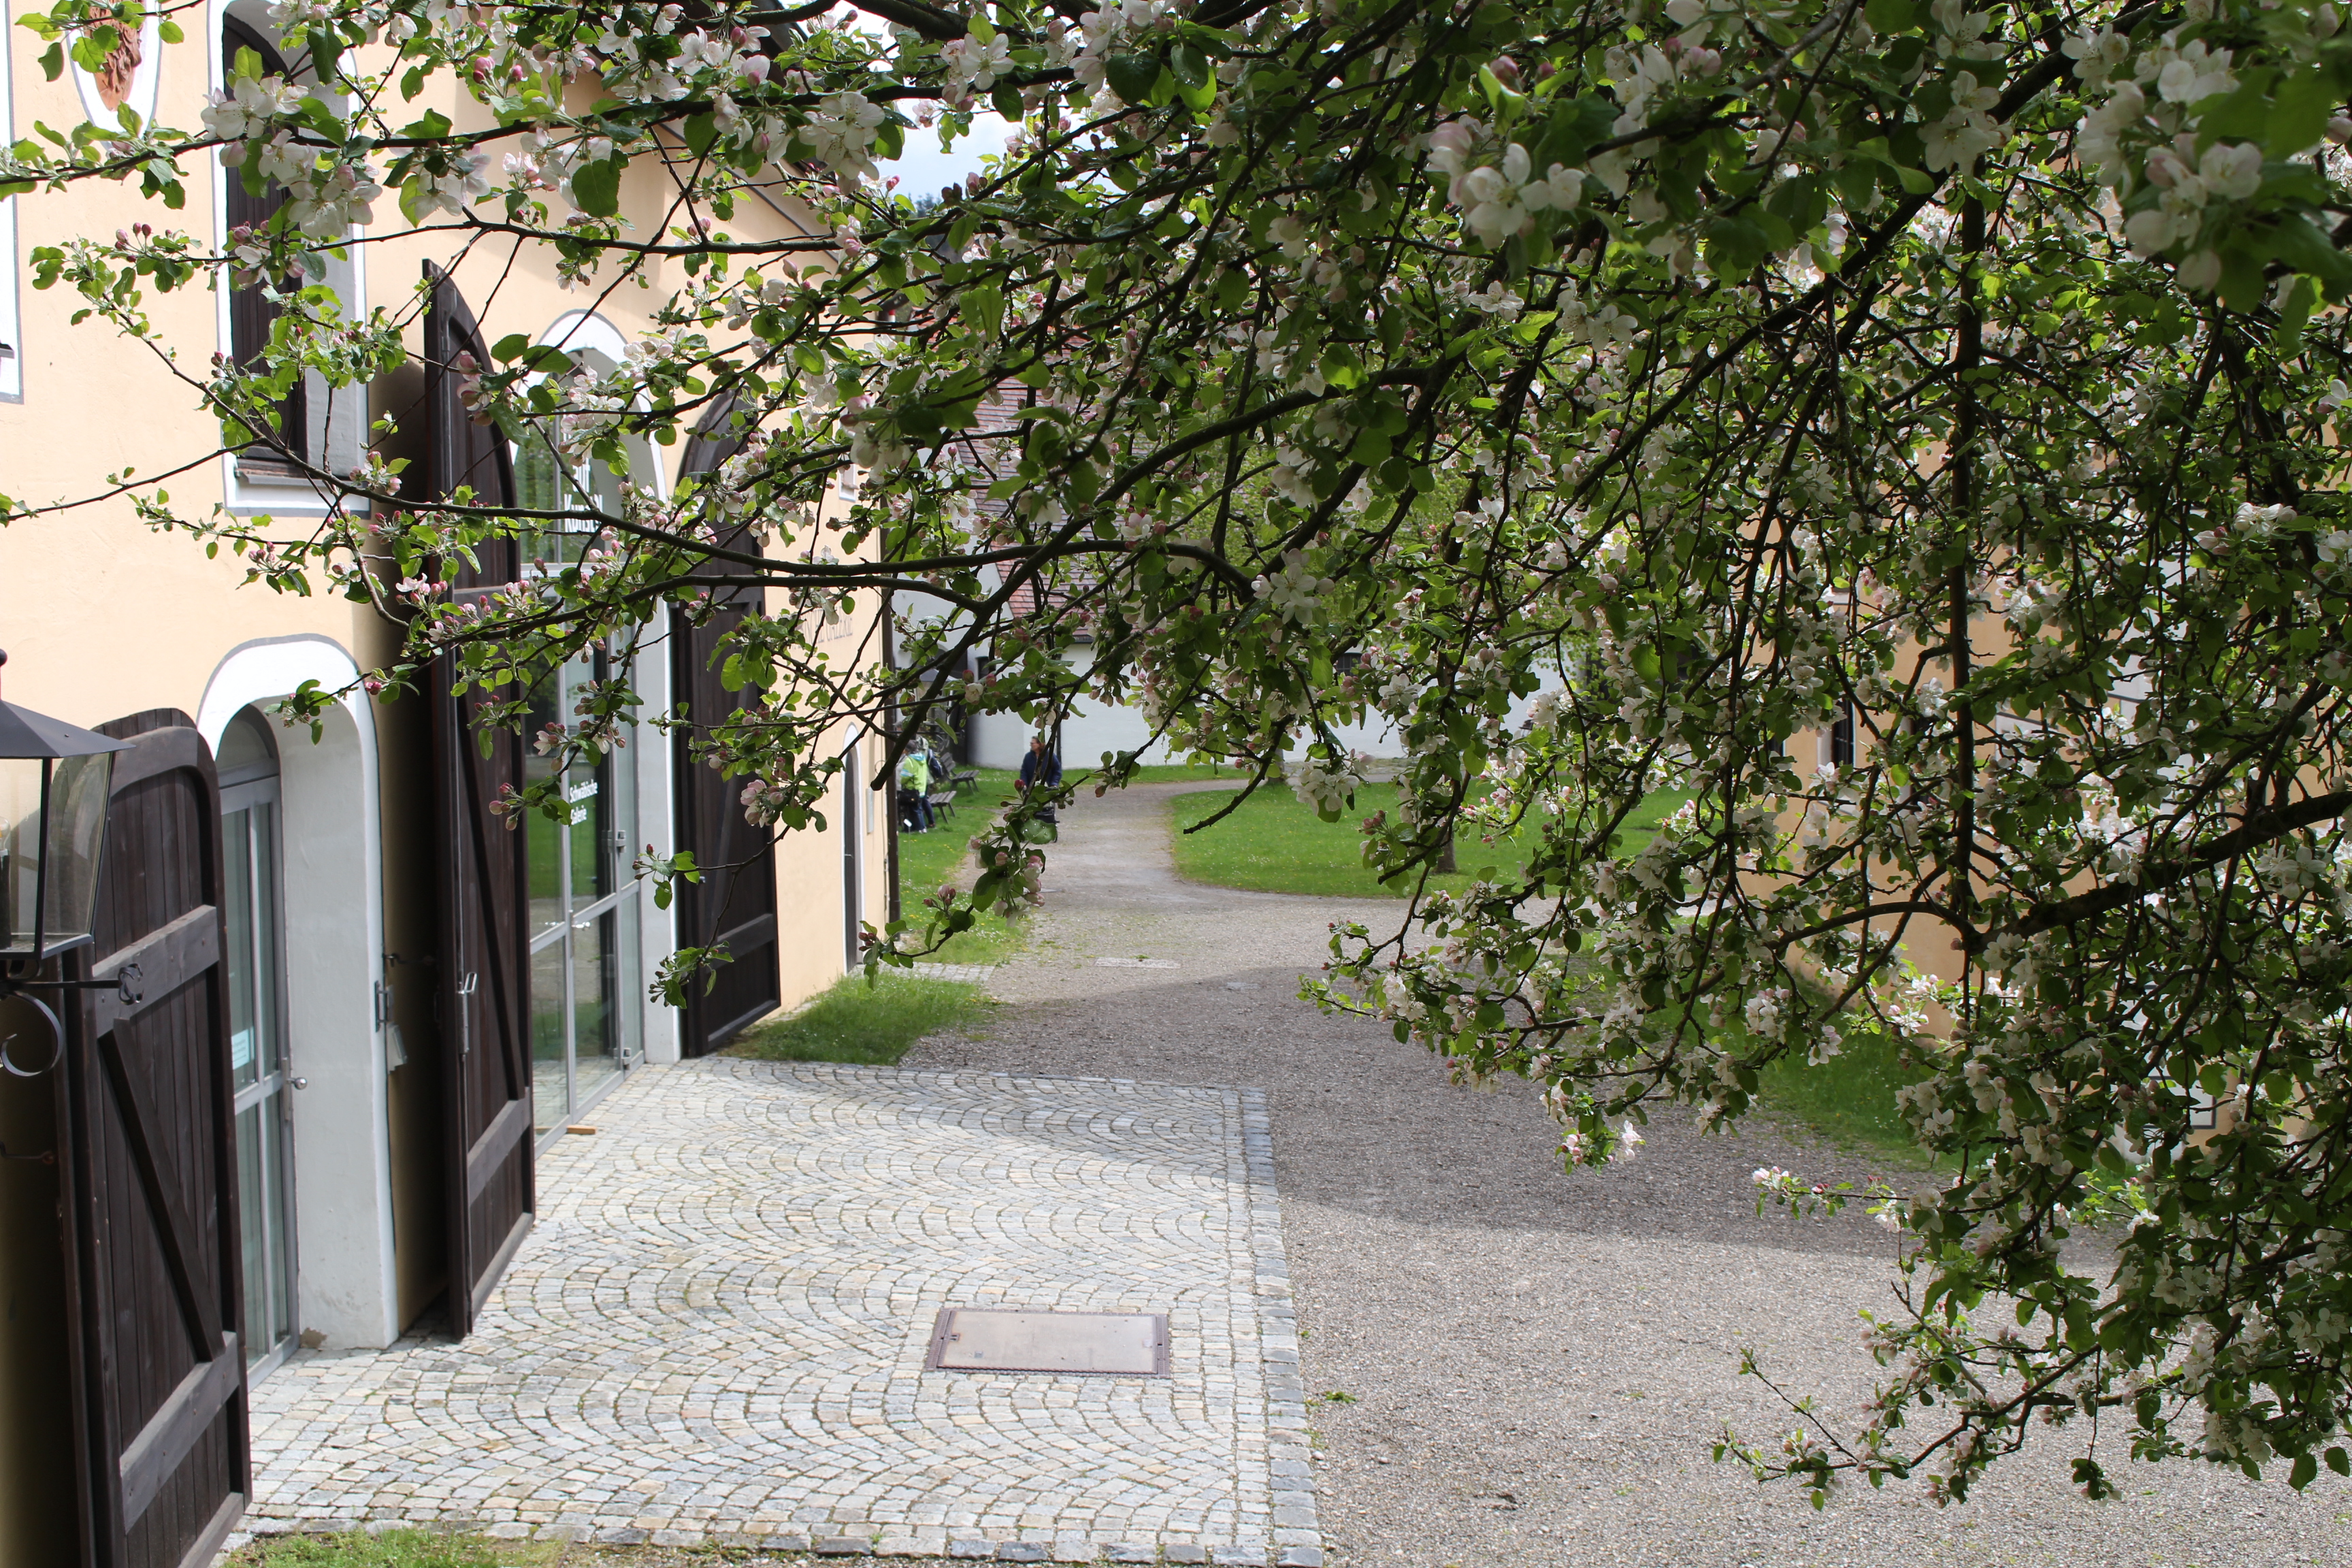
802 91 886 186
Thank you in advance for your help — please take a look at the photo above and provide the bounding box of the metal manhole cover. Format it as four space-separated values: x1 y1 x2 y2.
925 1308 1171 1375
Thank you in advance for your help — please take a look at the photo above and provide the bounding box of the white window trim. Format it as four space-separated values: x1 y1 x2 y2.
530 309 674 501
69 9 160 127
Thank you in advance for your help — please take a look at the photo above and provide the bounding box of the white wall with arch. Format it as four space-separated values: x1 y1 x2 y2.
197 634 399 1350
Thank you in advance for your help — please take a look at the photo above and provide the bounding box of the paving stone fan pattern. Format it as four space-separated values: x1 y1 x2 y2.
243 1061 1320 1565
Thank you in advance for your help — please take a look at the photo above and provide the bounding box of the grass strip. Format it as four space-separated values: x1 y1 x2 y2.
231 1530 508 1567
727 973 994 1067
896 766 1024 964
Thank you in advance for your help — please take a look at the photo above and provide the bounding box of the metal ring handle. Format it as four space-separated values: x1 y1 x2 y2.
0 994 64 1078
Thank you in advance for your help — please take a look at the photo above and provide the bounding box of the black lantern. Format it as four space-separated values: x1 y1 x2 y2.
0 649 131 973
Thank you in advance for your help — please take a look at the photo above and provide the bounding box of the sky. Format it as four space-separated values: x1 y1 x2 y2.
877 111 1016 203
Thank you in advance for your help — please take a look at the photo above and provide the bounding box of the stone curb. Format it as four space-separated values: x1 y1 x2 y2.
220 1526 1325 1565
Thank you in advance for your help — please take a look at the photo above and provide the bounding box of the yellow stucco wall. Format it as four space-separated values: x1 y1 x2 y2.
0 14 877 1553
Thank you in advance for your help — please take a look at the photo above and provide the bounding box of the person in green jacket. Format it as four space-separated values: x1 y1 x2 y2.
898 746 933 832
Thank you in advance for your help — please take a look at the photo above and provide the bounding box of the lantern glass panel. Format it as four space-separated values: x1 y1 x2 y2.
0 751 113 961
0 757 42 958
44 749 113 955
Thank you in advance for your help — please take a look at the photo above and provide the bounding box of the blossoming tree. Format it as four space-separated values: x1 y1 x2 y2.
16 0 2352 1505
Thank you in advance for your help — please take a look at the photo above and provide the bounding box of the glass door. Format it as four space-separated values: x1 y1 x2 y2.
219 711 297 1376
526 654 642 1139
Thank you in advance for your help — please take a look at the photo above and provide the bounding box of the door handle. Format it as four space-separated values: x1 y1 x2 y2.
290 1077 308 1090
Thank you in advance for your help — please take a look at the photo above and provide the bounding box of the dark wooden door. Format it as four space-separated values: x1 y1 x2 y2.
59 710 247 1568
670 405 783 1054
422 263 534 1335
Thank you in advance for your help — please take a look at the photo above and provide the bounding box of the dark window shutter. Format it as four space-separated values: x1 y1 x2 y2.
671 398 783 1054
421 264 533 1335
219 18 307 468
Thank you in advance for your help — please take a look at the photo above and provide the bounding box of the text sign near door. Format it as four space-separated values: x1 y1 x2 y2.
924 1309 1171 1375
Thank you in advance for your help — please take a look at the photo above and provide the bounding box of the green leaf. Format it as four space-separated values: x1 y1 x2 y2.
491 332 531 362
1170 43 1209 90
2291 1452 2319 1490
2219 242 2266 312
1703 214 1771 277
1893 164 1934 195
2327 1447 2349 1477
683 112 718 157
1864 0 1915 30
961 282 1004 340
2265 214 2352 299
992 81 1024 121
1106 52 1162 104
2196 69 2281 146
399 108 453 141
2270 69 2337 156
2274 275 2317 351
570 157 622 218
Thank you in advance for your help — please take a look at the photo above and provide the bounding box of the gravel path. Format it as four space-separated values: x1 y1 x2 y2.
906 782 2352 1567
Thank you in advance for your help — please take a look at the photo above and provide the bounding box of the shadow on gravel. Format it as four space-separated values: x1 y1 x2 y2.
913 964 1905 1260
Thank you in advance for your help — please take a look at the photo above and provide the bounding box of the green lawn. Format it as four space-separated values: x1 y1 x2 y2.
726 972 994 1066
1167 780 1689 899
897 766 1024 964
1753 1025 1936 1169
1120 762 1254 784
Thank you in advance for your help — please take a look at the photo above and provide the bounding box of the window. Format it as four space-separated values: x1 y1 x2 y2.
525 652 642 1135
514 399 626 559
1829 700 1856 769
219 709 298 1377
220 16 307 472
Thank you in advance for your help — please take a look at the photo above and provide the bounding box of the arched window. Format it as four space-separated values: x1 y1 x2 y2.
220 16 307 473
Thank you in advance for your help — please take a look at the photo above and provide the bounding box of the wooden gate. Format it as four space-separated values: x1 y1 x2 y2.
422 263 534 1335
671 406 783 1054
58 710 247 1568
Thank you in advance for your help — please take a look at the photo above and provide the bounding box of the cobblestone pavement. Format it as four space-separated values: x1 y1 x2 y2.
241 1060 1320 1565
